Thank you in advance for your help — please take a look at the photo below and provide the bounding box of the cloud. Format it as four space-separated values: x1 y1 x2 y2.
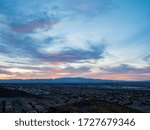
0 18 106 63
0 14 9 31
0 68 11 75
62 0 115 16
64 66 91 72
11 21 58 33
102 64 150 74
0 0 115 28
144 55 150 64
31 41 106 63
0 0 108 62
0 63 91 79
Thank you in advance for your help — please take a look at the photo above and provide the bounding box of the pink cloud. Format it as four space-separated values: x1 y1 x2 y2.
11 21 57 32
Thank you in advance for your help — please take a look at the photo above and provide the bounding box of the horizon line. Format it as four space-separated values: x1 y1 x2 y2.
0 77 149 82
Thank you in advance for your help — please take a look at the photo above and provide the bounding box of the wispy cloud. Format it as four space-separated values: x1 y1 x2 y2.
0 68 11 75
63 0 115 16
102 64 150 74
144 55 150 64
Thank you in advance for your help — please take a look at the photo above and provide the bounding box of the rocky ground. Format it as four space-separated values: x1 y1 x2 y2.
0 83 150 113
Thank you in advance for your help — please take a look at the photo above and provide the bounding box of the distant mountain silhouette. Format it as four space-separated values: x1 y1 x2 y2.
0 77 149 83
0 77 117 83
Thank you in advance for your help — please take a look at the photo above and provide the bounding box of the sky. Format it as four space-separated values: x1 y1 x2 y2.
0 0 150 80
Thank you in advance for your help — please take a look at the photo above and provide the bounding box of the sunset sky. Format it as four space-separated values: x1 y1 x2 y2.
0 0 150 80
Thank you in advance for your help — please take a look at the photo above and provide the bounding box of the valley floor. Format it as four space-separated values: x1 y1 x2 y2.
0 83 150 113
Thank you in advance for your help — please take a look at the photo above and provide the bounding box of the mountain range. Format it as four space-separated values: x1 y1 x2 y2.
0 77 149 83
